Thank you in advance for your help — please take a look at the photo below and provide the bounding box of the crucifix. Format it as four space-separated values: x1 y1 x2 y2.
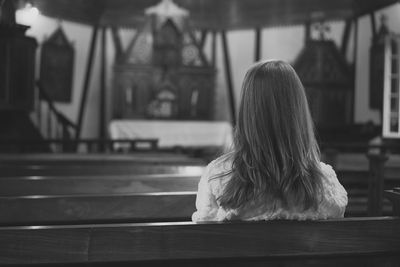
313 21 330 40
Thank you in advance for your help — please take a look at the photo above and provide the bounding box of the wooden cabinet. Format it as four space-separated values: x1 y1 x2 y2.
294 40 353 128
0 25 37 111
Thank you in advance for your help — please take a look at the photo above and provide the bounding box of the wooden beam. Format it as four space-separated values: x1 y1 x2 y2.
123 29 139 60
254 27 261 62
221 30 236 127
367 153 388 216
75 25 99 140
351 17 358 124
211 30 217 68
187 29 209 66
199 29 208 50
370 12 377 40
304 21 311 44
99 27 107 151
341 19 352 57
110 27 123 62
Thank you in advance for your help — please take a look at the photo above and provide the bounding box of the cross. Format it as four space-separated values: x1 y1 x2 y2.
313 22 330 40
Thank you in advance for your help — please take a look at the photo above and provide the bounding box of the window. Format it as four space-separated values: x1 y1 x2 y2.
383 35 400 138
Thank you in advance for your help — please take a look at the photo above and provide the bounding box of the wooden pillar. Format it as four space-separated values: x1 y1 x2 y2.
370 12 377 40
351 18 358 124
254 27 261 62
111 27 123 62
75 25 99 140
367 153 388 216
199 29 207 50
304 21 311 44
341 19 352 57
211 30 217 68
384 188 400 216
221 30 236 127
99 27 107 151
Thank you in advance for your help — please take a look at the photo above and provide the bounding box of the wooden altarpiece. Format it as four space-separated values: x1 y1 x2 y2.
112 10 215 121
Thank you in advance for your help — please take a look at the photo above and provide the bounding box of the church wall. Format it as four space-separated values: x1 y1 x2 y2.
18 15 122 138
210 3 400 126
18 3 400 138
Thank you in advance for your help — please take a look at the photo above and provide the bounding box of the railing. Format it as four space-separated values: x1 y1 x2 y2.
35 81 78 151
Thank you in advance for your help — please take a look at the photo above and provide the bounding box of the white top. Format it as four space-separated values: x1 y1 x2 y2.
192 156 348 222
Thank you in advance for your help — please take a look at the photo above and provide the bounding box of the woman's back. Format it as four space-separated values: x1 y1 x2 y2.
192 156 347 222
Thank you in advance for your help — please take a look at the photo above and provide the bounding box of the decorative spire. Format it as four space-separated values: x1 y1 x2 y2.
145 0 189 31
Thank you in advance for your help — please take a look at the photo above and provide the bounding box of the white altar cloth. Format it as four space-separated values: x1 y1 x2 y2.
109 120 233 149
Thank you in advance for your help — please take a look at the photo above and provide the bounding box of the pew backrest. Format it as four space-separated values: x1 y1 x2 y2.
0 192 196 226
1 217 400 266
0 174 200 196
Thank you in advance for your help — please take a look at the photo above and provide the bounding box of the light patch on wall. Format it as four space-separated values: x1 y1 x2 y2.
16 2 39 26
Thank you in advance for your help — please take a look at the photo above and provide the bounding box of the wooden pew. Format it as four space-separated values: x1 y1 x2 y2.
0 153 204 165
0 192 196 226
1 190 399 267
0 153 206 177
0 174 200 196
0 164 205 177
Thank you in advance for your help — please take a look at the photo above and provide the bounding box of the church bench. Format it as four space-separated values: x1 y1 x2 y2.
0 192 197 226
0 152 204 165
0 174 200 196
0 152 206 177
0 191 400 267
0 163 205 177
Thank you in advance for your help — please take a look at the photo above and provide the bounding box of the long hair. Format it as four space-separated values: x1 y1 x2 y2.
218 60 323 211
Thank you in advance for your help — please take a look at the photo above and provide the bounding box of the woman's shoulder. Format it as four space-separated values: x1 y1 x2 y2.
318 162 342 188
319 162 336 177
318 162 348 217
318 162 348 201
202 153 233 196
205 153 233 176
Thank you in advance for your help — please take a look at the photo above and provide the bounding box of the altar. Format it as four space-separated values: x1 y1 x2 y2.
109 120 233 150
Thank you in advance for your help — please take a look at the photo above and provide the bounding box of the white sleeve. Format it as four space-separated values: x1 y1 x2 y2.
191 164 219 222
319 162 348 218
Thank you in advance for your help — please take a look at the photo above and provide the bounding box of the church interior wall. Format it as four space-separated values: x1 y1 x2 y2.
17 3 400 138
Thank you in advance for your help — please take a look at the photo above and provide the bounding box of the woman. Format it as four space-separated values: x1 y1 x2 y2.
192 60 347 222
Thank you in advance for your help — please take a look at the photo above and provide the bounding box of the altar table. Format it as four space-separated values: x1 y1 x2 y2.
109 120 233 150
